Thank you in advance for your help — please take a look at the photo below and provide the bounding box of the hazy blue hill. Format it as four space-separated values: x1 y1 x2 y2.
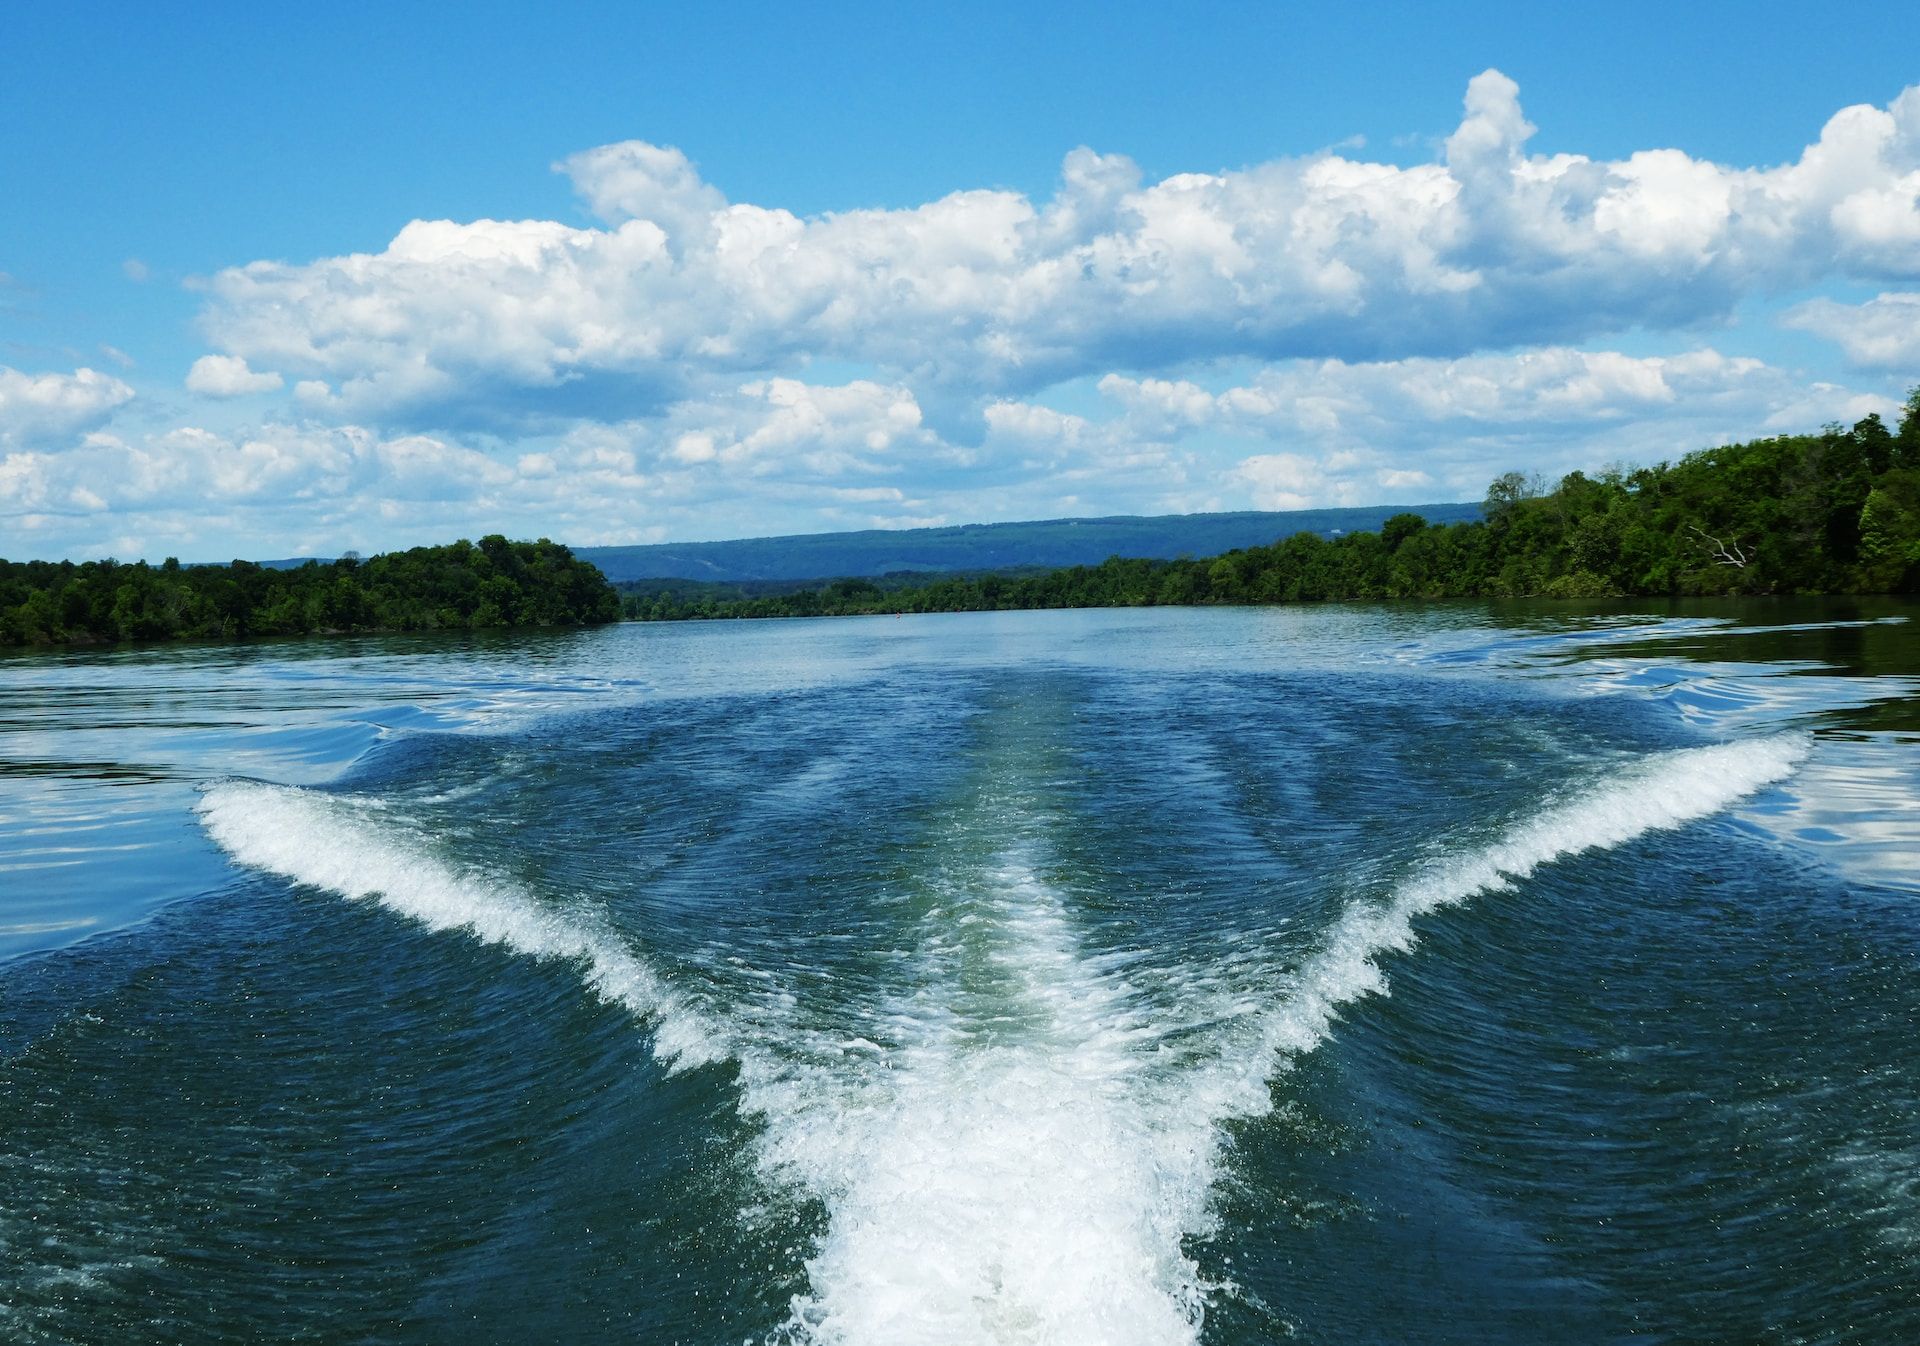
575 504 1482 583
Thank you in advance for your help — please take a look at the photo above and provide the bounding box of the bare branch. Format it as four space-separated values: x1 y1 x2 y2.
1685 523 1748 568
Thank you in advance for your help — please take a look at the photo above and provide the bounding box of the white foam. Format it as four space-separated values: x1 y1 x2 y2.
764 860 1214 1346
195 781 725 1068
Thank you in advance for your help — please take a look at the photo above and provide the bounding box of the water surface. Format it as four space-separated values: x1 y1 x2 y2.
3 602 1917 1344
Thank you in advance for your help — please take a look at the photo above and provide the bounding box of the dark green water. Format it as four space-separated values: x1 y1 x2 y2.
2 602 1916 1344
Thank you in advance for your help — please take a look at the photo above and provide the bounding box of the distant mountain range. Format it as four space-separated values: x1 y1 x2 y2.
245 502 1482 583
571 503 1482 584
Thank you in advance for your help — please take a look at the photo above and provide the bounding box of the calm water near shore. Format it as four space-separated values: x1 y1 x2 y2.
2 600 1917 1344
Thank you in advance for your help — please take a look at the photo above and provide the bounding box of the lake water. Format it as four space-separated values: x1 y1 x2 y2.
3 602 1917 1344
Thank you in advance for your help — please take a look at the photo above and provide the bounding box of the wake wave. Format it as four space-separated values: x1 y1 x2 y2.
195 782 726 1068
197 734 1805 1346
1259 733 1807 1063
1168 734 1813 1157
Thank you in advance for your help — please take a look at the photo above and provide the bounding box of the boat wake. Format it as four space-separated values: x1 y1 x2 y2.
197 733 1806 1345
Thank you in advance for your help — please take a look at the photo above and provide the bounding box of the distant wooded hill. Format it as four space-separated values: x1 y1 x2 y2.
573 504 1483 583
626 406 1920 621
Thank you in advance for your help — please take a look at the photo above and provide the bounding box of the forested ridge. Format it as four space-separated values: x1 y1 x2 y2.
576 501 1483 582
1 536 621 647
625 401 1920 621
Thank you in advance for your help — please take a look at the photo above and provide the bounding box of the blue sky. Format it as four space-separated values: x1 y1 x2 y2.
3 1 1918 560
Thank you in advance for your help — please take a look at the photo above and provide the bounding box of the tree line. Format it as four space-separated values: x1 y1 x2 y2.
1 536 621 646
625 400 1920 621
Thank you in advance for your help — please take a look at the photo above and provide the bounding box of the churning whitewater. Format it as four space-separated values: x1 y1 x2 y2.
195 730 1807 1346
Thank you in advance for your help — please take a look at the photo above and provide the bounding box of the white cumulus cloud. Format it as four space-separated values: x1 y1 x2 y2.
185 73 1920 436
2 376 1007 557
1784 291 1920 370
0 366 135 449
186 354 286 397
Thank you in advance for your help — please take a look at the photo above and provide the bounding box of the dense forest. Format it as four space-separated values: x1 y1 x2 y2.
625 401 1920 621
0 536 621 647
